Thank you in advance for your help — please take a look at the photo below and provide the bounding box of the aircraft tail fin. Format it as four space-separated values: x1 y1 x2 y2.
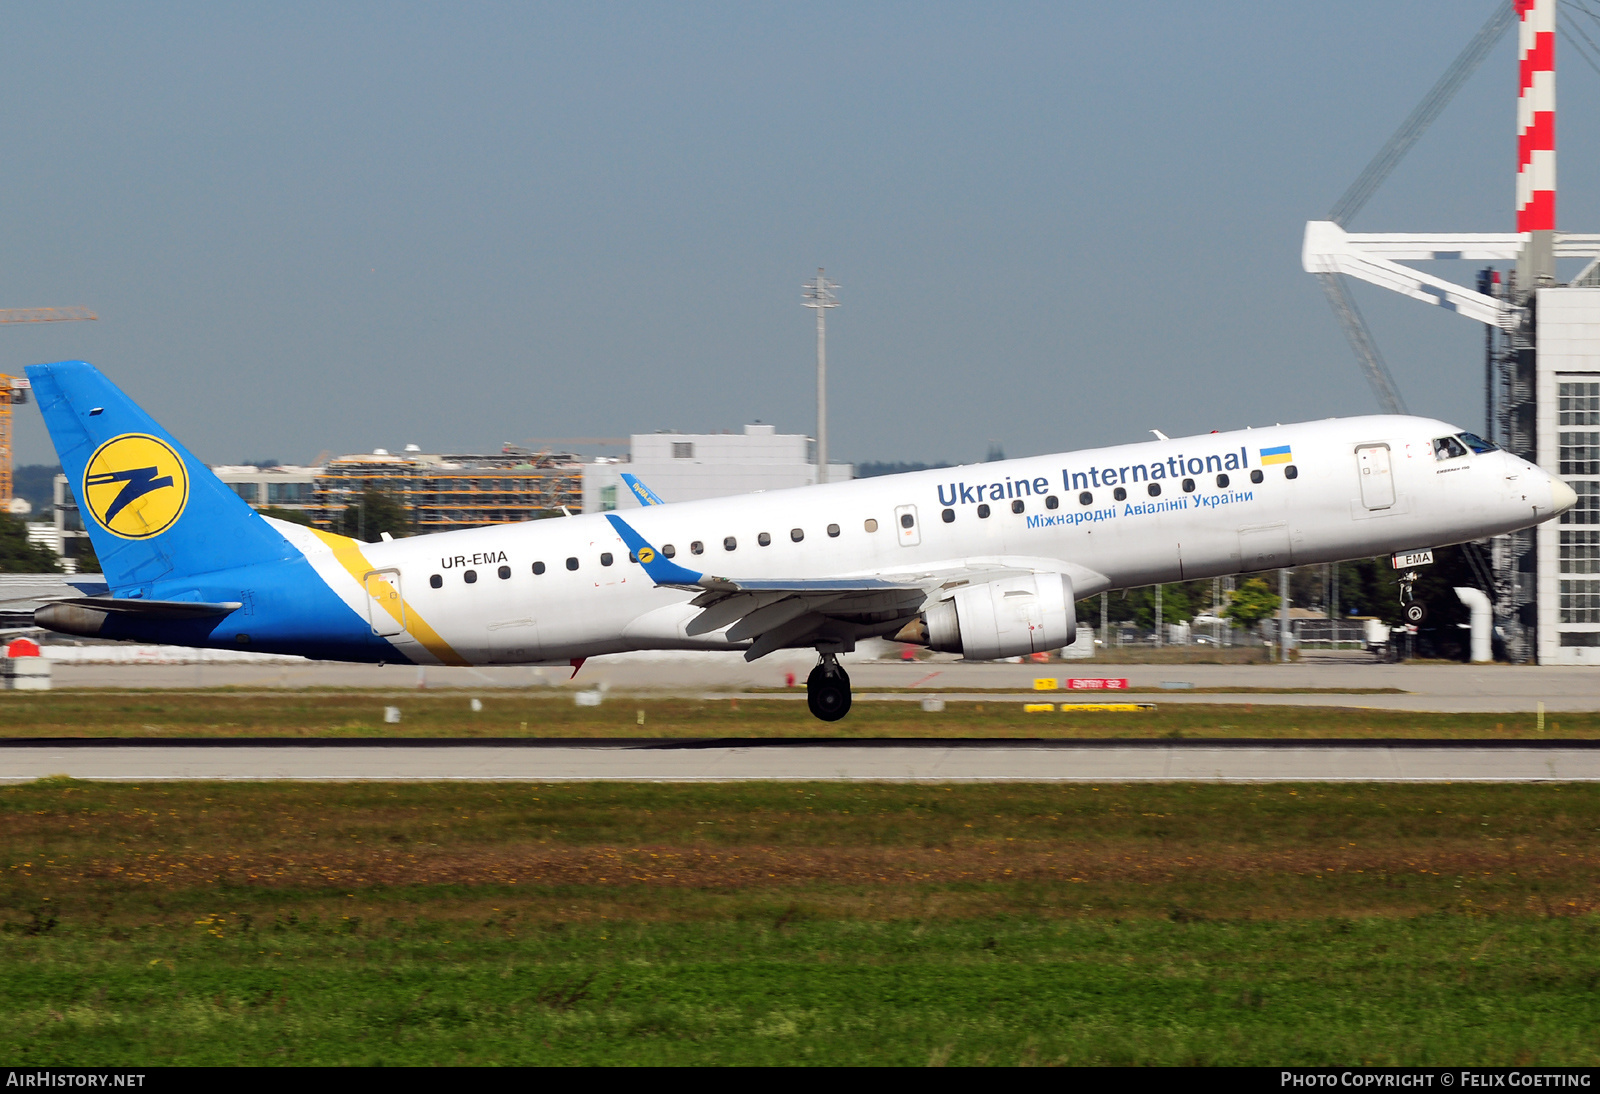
25 361 294 593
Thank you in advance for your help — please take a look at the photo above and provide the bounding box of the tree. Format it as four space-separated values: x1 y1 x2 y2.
338 490 410 542
13 464 61 516
0 514 63 573
1083 580 1214 631
71 536 101 575
856 461 952 479
1223 577 1280 629
261 506 314 527
1156 584 1191 625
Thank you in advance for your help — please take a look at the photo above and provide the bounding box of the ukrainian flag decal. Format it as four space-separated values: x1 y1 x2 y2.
1259 445 1293 466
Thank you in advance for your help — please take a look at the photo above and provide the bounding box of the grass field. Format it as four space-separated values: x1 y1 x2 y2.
3 778 1598 1065
0 690 1593 739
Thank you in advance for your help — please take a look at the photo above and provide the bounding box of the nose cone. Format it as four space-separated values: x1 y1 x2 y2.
1553 477 1579 515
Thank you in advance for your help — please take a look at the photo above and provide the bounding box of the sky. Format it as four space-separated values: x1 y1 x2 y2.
4 1 1599 469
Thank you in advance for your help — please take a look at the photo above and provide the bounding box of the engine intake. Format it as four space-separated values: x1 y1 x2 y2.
898 573 1076 660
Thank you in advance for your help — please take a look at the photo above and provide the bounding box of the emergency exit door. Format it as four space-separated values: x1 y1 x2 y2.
364 569 406 637
894 504 921 546
1355 444 1395 510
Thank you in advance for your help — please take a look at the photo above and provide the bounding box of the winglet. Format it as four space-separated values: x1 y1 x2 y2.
620 472 664 506
605 513 705 587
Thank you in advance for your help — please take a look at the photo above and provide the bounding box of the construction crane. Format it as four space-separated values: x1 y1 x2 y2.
0 306 97 508
1317 2 1514 414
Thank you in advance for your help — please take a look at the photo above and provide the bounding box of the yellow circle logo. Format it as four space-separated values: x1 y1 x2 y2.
638 547 655 564
82 433 190 539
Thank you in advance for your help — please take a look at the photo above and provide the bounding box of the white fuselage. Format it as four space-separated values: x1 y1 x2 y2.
273 415 1565 666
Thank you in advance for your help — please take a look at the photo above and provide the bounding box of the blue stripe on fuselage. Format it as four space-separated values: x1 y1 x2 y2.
91 553 410 664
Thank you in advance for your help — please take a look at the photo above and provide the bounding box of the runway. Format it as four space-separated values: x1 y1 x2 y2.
33 654 1600 712
5 739 1600 782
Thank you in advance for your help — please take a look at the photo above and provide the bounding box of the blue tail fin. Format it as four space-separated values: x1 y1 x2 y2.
26 361 294 593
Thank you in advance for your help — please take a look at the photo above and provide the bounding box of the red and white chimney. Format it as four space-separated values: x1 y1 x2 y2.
1516 0 1555 238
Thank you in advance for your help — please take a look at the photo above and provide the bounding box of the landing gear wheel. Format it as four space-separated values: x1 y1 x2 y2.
806 662 852 722
1403 602 1427 625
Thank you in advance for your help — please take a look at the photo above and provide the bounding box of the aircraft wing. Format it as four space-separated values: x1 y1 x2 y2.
604 512 1050 660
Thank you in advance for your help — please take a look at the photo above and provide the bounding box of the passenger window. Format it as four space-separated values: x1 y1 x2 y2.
600 552 613 566
1284 465 1298 480
864 519 879 532
429 574 442 589
941 508 955 523
1216 473 1230 488
1250 469 1264 484
1045 495 1059 509
826 524 840 538
566 557 579 570
1182 478 1195 492
691 541 704 555
1147 483 1161 497
498 565 511 580
533 561 546 575
758 532 771 546
1433 435 1468 460
1078 491 1093 506
977 504 991 518
790 528 804 542
464 570 478 584
627 551 637 563
1011 499 1024 514
900 513 914 529
663 544 676 557
1113 487 1127 501
724 536 737 551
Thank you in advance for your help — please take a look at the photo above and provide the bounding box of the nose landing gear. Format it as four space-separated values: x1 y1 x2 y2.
1398 570 1427 625
806 654 852 722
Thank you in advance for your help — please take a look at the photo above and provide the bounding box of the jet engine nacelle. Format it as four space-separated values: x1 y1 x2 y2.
919 573 1076 661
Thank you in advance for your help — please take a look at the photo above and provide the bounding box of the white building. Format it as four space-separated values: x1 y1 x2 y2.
1537 287 1600 663
583 424 852 512
211 465 320 516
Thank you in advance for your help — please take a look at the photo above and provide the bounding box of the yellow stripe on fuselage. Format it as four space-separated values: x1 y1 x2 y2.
1259 452 1293 465
308 528 469 666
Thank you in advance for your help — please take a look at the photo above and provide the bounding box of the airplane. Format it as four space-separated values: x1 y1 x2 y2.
26 360 1575 720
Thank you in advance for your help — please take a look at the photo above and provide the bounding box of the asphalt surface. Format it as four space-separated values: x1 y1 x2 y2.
34 652 1600 712
5 739 1599 782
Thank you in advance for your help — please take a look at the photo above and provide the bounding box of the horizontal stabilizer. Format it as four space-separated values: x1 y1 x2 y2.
57 596 243 616
35 596 243 638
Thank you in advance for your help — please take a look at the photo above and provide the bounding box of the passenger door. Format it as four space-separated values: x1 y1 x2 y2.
1355 444 1396 510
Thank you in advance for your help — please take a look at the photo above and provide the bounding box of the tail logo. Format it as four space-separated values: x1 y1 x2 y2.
82 433 190 539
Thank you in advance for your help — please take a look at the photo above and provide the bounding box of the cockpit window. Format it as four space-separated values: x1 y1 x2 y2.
1433 435 1469 460
1457 432 1498 454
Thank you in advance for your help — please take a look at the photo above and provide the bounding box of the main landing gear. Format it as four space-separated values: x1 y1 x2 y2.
807 654 852 722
